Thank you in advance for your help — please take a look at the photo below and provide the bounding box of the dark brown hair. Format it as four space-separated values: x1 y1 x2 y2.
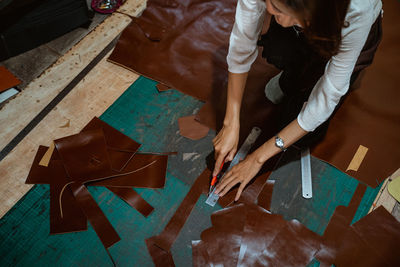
281 0 351 58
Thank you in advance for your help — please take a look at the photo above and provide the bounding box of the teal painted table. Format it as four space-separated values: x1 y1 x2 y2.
0 77 381 266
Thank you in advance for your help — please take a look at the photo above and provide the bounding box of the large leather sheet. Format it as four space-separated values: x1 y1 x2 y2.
109 0 400 188
108 0 237 101
311 0 400 187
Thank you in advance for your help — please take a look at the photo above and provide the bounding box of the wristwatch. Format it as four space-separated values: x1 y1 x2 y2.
275 135 287 152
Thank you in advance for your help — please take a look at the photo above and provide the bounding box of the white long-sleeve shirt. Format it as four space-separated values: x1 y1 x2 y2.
227 0 382 131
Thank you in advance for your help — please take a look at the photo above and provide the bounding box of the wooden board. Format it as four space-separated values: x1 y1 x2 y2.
0 52 139 218
369 168 400 215
0 12 132 153
117 0 148 17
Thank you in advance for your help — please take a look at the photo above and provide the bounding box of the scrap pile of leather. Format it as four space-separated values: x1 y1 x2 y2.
25 117 169 249
108 0 400 188
192 203 322 266
192 183 400 266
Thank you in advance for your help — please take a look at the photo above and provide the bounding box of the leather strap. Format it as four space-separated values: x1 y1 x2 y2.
70 183 121 248
106 187 154 217
146 169 210 266
257 179 275 211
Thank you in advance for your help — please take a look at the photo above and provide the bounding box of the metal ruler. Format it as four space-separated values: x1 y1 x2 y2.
300 148 313 199
205 127 262 206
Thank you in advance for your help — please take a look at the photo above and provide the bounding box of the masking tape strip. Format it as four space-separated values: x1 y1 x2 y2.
346 145 368 172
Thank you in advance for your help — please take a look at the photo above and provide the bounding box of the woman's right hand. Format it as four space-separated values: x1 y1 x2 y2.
212 123 240 176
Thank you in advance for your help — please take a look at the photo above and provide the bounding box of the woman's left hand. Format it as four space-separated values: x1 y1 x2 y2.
214 153 264 201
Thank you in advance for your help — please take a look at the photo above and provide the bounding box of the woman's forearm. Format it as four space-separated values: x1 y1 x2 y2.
224 72 248 126
253 118 308 163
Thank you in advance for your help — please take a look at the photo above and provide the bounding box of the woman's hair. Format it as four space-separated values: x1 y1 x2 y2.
282 0 351 58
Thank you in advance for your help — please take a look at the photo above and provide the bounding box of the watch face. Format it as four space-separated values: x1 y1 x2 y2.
276 139 284 147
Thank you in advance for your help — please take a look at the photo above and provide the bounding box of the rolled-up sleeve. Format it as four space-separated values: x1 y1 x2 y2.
227 0 266 73
297 11 376 132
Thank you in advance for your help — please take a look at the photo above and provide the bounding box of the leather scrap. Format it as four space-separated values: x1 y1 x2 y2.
89 153 167 188
106 187 154 217
81 117 141 171
156 83 171 92
257 179 275 211
70 183 121 248
54 129 115 182
0 66 21 92
50 178 87 234
178 115 209 140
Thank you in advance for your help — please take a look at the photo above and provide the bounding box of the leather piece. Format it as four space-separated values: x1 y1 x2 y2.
0 66 21 92
50 179 87 234
108 0 237 102
177 115 209 140
54 129 114 182
89 153 168 188
156 83 171 92
106 187 154 217
81 117 141 171
191 240 210 267
257 179 275 211
145 237 175 267
70 183 121 248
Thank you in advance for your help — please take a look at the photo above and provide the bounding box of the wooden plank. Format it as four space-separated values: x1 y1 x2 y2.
369 168 400 214
118 0 147 17
0 12 132 152
0 52 139 218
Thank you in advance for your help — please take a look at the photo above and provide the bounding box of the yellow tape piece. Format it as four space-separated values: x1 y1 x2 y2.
388 176 400 202
346 145 368 172
39 142 55 167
